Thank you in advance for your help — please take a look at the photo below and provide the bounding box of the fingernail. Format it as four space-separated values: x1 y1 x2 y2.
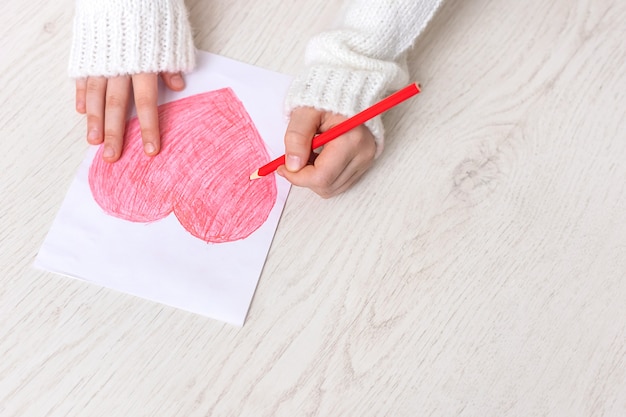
286 155 301 171
171 75 184 89
88 129 99 143
144 143 156 154
103 146 115 158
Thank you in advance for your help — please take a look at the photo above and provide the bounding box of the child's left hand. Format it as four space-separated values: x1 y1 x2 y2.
75 72 185 162
277 107 377 198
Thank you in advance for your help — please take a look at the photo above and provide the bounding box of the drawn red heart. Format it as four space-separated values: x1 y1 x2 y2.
89 88 277 243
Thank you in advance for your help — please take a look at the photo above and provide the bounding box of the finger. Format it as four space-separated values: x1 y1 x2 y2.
312 124 376 185
75 78 87 114
324 166 369 197
283 107 321 172
277 126 376 197
278 160 356 198
161 72 185 91
131 73 160 156
278 139 356 197
311 146 374 198
85 76 108 144
102 76 131 162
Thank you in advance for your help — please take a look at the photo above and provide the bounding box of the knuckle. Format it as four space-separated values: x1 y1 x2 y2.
140 127 159 142
103 132 120 145
86 78 103 92
348 128 369 145
105 95 126 110
346 129 377 161
363 142 377 160
312 171 334 190
86 115 101 126
104 128 121 143
134 94 156 109
284 130 309 148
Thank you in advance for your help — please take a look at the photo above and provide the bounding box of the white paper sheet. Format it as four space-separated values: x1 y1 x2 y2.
35 51 292 326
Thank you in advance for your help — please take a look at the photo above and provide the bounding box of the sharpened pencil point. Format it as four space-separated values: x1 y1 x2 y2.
249 170 261 180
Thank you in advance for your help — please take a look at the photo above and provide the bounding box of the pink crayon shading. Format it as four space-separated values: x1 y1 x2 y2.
89 88 277 243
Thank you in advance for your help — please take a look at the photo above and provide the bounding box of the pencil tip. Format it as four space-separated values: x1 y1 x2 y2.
249 170 261 180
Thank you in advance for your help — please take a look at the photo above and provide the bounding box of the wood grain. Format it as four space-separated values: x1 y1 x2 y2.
1 0 625 416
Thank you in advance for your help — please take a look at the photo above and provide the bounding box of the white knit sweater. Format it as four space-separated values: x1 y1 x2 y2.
68 0 442 152
68 0 196 78
286 0 443 154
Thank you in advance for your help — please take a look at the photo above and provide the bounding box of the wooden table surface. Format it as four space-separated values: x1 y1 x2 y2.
1 0 625 416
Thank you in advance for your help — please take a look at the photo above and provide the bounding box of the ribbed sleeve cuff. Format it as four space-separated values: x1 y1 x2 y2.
285 67 390 157
69 0 196 78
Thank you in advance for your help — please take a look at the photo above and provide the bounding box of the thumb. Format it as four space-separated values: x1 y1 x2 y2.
284 107 321 172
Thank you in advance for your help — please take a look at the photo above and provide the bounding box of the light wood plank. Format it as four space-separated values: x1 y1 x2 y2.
1 0 625 416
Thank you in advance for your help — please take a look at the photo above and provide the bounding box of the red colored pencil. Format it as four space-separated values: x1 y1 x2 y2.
249 82 421 180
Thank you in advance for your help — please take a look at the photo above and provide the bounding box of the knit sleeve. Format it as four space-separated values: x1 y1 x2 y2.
68 0 196 78
285 0 443 156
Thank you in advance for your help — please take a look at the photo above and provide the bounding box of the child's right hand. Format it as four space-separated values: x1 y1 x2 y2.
75 72 186 162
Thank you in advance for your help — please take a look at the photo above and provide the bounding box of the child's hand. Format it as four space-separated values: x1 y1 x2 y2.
277 107 377 198
75 72 185 162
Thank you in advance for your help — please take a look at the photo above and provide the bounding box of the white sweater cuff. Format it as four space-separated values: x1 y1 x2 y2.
285 66 391 157
69 0 196 78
